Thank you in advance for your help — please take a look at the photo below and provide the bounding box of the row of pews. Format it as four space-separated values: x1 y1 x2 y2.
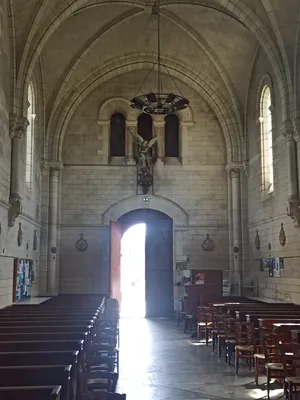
196 297 300 400
0 294 124 400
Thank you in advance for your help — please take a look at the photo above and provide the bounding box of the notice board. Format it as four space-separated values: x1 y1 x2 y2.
13 258 33 302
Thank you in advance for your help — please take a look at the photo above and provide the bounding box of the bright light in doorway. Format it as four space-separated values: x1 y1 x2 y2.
120 223 146 318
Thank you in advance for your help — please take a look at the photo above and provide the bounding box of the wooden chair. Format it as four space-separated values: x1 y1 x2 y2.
79 370 117 395
254 330 273 386
235 322 255 375
265 341 294 400
283 343 300 400
197 307 212 342
81 393 126 400
224 318 236 365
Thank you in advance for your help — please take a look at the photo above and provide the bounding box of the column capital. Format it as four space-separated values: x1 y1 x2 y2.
48 162 63 177
293 118 300 140
126 120 137 128
225 163 243 174
9 115 29 139
281 120 296 142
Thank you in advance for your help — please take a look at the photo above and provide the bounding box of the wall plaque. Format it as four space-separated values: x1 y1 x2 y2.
202 233 214 252
75 234 88 252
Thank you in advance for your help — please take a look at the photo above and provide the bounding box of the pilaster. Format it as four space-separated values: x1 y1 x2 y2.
47 162 63 296
126 121 137 165
8 115 29 227
283 120 300 227
226 163 243 295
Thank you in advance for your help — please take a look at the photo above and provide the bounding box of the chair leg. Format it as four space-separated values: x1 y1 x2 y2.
266 369 270 400
212 332 216 353
205 328 209 346
218 338 222 359
235 349 239 375
255 358 259 386
197 325 200 342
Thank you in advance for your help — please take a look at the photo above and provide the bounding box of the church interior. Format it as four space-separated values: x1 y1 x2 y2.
2 0 300 399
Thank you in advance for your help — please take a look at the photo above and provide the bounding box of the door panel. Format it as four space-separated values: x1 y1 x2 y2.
110 221 122 304
145 220 173 318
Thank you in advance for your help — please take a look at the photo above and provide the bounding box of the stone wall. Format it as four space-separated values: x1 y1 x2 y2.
246 49 300 302
59 72 230 294
0 4 43 307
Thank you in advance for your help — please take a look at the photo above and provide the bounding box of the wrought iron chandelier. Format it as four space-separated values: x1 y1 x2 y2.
130 1 190 115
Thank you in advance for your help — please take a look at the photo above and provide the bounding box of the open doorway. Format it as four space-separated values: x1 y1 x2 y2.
110 209 174 318
120 223 146 318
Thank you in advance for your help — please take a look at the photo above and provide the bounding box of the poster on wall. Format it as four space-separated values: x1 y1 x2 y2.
13 258 33 302
195 272 205 285
274 258 281 278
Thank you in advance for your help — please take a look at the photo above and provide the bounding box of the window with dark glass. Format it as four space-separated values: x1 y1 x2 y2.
137 113 154 157
110 113 126 157
138 113 153 140
164 114 179 157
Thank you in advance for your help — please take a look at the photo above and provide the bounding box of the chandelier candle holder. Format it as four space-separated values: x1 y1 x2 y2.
130 1 189 115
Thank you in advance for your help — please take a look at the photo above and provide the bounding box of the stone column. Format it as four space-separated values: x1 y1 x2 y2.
47 164 62 295
126 121 137 165
285 120 300 227
8 116 29 227
229 167 242 295
153 121 165 163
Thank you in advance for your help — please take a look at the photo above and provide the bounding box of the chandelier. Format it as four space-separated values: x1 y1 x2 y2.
130 1 190 115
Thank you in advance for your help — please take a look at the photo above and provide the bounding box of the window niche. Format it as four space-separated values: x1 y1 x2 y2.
164 114 179 158
26 82 36 188
137 114 156 160
257 78 274 199
110 113 126 159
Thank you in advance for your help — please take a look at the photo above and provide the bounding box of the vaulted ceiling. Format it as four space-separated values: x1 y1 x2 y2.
10 0 300 153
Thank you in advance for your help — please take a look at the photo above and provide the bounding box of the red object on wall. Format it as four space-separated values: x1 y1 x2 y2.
186 270 223 312
110 221 122 304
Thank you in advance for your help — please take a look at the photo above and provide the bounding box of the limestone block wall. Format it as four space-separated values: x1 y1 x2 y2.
59 73 230 294
0 4 43 307
246 49 300 302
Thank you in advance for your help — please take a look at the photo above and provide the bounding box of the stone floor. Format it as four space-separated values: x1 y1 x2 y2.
117 319 284 400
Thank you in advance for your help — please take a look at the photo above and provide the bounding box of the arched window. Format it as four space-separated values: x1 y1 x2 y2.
110 113 126 157
26 82 36 187
260 85 274 194
138 114 153 141
138 114 154 157
164 114 179 157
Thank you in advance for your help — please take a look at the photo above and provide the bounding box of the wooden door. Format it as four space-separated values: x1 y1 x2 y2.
110 221 122 304
145 219 173 318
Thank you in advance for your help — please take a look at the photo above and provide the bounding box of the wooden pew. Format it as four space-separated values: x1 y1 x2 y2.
0 325 92 333
0 365 72 400
0 351 79 400
273 323 300 343
238 310 300 321
0 385 62 400
0 332 89 346
0 339 84 352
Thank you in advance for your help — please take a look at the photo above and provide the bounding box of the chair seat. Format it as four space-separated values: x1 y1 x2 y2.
236 345 254 351
254 353 265 360
286 376 300 384
265 363 284 370
198 322 207 326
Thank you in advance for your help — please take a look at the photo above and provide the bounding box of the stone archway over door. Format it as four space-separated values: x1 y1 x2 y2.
118 209 173 318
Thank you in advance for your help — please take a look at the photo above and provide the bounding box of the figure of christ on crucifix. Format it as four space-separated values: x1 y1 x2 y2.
131 131 158 173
